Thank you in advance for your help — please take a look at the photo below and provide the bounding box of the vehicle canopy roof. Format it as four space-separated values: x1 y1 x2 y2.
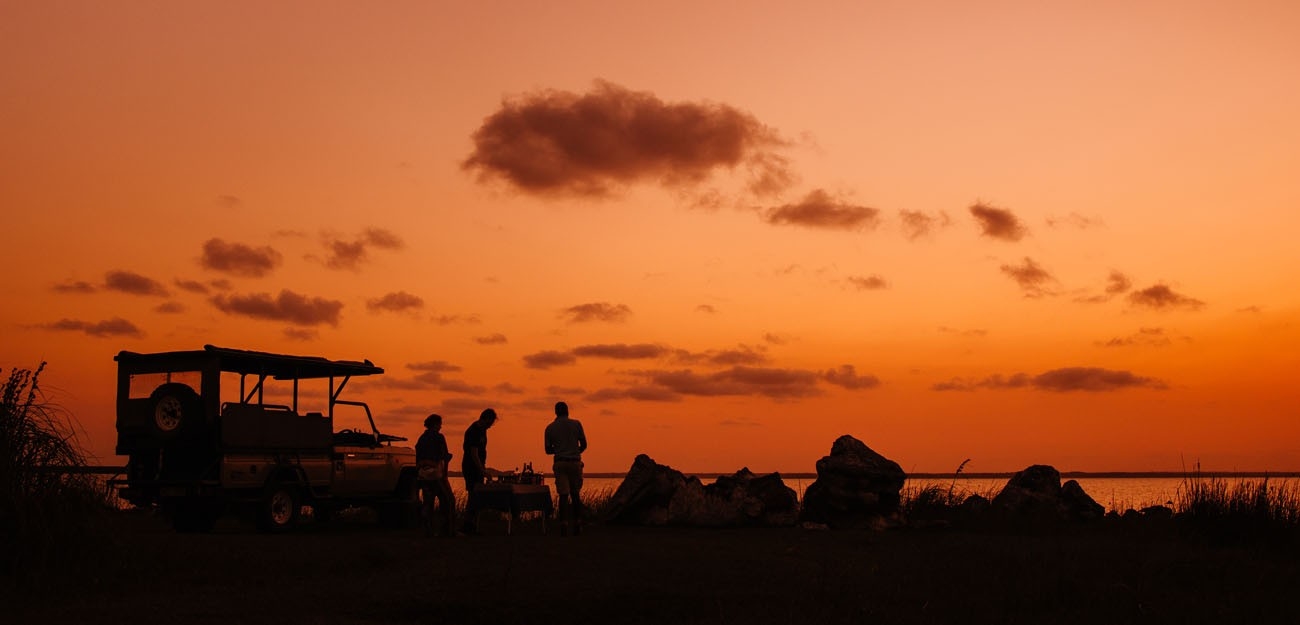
114 345 383 379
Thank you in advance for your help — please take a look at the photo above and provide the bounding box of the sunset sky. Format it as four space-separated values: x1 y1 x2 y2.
3 1 1298 475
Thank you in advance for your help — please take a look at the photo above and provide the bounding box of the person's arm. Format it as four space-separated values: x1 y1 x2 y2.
544 426 556 456
576 422 588 454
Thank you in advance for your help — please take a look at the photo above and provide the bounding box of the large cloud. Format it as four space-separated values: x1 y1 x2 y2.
561 302 632 323
211 290 343 326
462 80 792 198
200 239 282 278
932 367 1165 392
970 203 1028 241
104 270 169 296
42 317 143 338
764 189 880 231
1127 284 1205 311
1000 257 1056 298
636 366 823 399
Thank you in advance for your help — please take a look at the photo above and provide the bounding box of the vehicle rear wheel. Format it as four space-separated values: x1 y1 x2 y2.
258 485 300 532
149 383 200 441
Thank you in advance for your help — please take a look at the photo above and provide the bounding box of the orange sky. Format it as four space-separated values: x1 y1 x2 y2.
3 1 1299 474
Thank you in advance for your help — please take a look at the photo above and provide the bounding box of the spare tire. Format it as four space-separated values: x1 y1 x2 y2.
150 383 201 440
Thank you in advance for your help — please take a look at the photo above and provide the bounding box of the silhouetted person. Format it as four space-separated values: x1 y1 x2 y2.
415 413 455 537
544 401 587 536
460 408 498 534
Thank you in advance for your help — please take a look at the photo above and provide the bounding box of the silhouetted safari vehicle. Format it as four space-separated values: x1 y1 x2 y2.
113 345 418 532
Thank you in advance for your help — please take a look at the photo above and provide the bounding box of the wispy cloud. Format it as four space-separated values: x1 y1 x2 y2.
41 317 143 338
200 239 282 278
1127 284 1205 311
433 313 482 326
970 202 1028 242
474 333 508 345
847 275 889 291
561 302 632 323
1096 327 1179 348
366 291 424 313
572 343 668 359
821 365 881 390
320 228 405 271
523 350 579 370
462 80 793 198
999 257 1056 298
407 361 462 373
932 367 1165 392
632 366 823 399
211 290 344 326
765 189 880 231
104 270 169 297
154 302 185 314
51 280 96 294
1046 213 1104 229
283 328 318 342
898 209 951 240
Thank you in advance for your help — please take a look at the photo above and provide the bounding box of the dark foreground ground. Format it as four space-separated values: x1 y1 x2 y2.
9 509 1300 625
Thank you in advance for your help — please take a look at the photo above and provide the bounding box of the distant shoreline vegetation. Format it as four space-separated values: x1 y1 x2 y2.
70 467 1300 480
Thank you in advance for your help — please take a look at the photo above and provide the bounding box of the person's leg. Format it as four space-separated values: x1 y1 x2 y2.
569 462 585 535
436 478 455 537
553 462 571 536
461 470 483 533
420 482 436 537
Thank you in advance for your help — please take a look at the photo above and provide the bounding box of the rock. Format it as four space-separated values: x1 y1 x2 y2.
603 454 798 527
991 465 1104 523
1140 504 1174 520
799 435 906 529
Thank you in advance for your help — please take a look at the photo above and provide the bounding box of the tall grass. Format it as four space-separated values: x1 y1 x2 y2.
1 363 111 584
1175 470 1300 543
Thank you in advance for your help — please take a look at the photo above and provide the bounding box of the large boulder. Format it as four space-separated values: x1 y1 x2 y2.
991 464 1104 522
799 435 906 529
603 454 798 527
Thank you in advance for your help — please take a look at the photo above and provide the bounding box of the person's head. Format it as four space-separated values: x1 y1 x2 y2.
424 413 442 430
554 401 569 418
479 408 497 427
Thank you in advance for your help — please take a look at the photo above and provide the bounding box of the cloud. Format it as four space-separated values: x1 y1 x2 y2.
104 270 169 296
474 333 508 345
1046 213 1104 229
434 313 482 326
634 366 822 399
821 365 881 390
672 345 770 367
438 379 488 394
283 328 318 342
200 239 282 278
1096 327 1175 348
1105 271 1132 295
154 302 185 314
216 195 242 209
320 228 405 271
407 361 462 373
899 209 951 240
211 289 344 326
1127 284 1205 311
763 333 789 345
547 385 587 396
932 367 1165 392
523 350 579 370
366 291 424 313
561 302 632 323
970 202 1028 241
42 317 143 338
764 189 880 231
695 304 717 314
209 279 232 291
494 382 526 394
52 280 96 294
585 386 683 403
847 275 888 291
938 326 988 338
572 343 668 359
174 279 210 294
462 80 793 198
999 257 1056 297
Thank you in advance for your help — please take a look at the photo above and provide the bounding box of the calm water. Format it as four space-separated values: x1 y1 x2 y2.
453 475 1246 513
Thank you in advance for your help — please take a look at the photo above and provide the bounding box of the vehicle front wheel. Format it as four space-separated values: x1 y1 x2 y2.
257 485 300 532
